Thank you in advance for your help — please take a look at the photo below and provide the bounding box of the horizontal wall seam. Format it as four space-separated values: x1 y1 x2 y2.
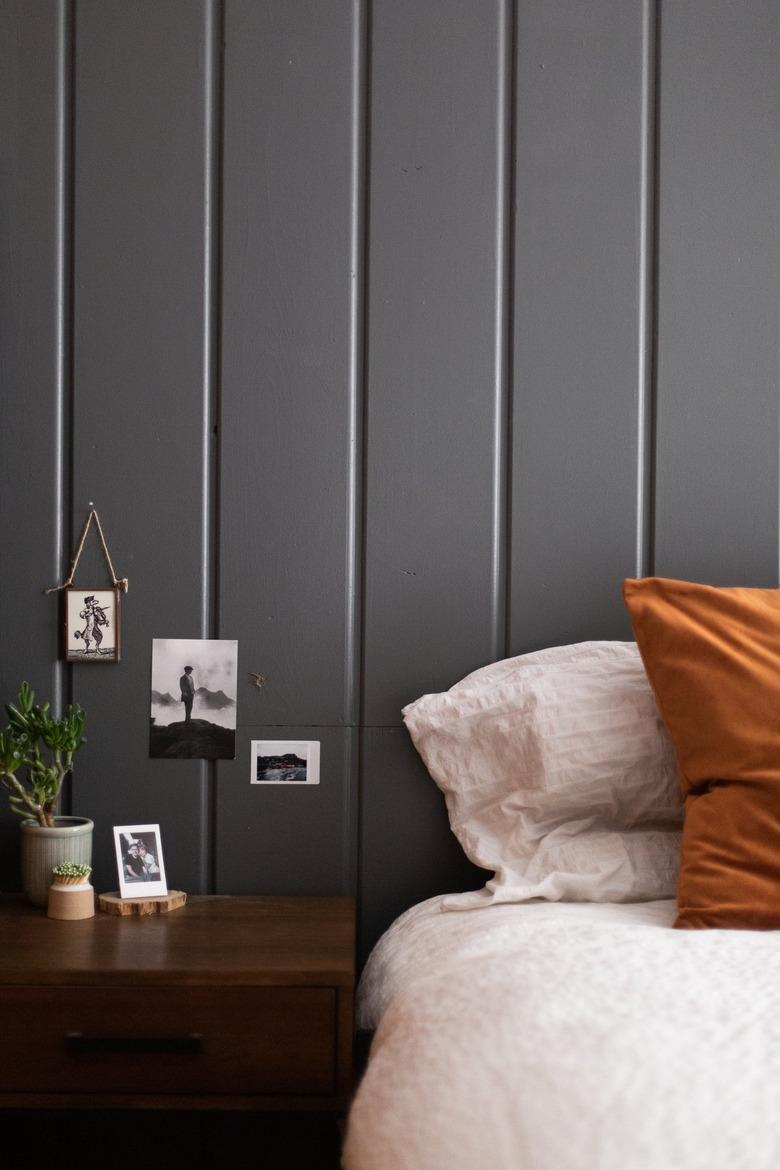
235 723 418 730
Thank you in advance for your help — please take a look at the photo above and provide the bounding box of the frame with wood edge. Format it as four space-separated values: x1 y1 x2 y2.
63 586 121 663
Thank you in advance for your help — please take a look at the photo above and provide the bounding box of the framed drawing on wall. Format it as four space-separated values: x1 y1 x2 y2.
64 587 121 662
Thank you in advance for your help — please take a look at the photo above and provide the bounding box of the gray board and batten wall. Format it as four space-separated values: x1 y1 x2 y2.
1 0 777 962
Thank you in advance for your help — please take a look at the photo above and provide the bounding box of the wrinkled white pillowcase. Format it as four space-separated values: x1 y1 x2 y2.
402 641 682 909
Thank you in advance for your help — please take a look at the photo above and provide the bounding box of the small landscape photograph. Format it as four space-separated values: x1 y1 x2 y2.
251 740 320 785
150 638 237 760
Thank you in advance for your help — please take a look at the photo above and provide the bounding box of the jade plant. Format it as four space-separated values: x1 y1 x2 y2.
0 682 86 827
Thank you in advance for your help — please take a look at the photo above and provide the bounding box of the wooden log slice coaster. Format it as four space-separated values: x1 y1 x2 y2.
98 890 187 916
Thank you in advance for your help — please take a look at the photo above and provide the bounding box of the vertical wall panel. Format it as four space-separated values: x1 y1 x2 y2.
217 0 360 894
359 728 487 961
216 726 356 895
0 1 67 887
510 0 650 652
654 0 779 584
363 0 510 725
360 0 509 955
70 0 214 892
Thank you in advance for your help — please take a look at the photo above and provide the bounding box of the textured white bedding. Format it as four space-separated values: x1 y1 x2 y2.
403 641 683 907
344 897 780 1170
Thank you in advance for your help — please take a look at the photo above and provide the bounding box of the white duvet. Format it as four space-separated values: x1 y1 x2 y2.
343 897 780 1170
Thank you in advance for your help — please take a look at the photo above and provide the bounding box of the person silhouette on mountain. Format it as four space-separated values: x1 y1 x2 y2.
180 665 195 724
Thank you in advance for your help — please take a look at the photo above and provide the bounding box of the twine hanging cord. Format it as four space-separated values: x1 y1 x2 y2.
45 510 129 595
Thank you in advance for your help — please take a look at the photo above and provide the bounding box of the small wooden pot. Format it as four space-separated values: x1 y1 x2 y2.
47 881 95 920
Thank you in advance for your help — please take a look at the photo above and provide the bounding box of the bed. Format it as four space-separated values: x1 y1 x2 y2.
344 895 780 1170
343 581 780 1169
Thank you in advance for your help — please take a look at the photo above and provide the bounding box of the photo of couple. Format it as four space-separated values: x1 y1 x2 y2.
121 834 160 883
113 823 168 899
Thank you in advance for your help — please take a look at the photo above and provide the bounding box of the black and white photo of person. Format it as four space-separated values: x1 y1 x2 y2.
150 638 237 760
122 839 144 883
136 837 160 876
120 832 161 883
114 824 168 899
180 665 195 723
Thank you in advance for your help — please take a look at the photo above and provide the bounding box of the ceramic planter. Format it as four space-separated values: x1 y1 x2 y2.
20 816 94 907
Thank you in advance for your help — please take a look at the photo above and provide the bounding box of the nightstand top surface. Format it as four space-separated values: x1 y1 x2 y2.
0 894 355 987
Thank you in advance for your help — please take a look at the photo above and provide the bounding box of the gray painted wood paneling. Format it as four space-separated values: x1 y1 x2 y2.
510 0 651 653
0 0 67 886
362 0 511 725
359 728 487 961
2 0 777 958
359 0 511 956
216 725 356 895
219 0 360 727
654 0 780 585
69 0 214 893
216 0 361 892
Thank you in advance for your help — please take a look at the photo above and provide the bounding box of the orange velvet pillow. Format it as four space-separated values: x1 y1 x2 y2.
623 575 780 930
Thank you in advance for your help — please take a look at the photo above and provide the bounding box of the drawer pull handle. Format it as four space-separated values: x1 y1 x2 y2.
65 1032 203 1055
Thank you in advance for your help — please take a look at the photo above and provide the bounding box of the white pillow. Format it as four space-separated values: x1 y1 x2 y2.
402 641 682 909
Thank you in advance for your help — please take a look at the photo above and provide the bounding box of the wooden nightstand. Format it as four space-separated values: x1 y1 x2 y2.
0 894 354 1112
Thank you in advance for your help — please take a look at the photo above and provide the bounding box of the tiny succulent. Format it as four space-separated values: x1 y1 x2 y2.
52 862 92 879
0 682 86 827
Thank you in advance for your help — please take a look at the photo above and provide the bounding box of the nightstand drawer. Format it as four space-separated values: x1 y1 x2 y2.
0 986 336 1097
